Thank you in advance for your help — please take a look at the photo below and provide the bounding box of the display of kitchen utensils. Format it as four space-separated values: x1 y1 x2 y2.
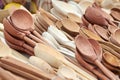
1 0 120 80
3 9 48 55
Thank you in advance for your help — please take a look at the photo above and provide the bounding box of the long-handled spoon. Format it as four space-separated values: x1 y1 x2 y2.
75 48 109 80
75 35 118 80
4 30 34 55
3 18 36 47
10 9 47 44
4 30 33 52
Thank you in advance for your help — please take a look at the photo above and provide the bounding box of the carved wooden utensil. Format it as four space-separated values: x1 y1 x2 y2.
3 18 36 47
103 51 120 68
75 48 109 80
4 30 34 55
84 4 116 27
61 18 80 37
10 9 47 45
75 35 118 80
110 7 120 21
110 29 120 47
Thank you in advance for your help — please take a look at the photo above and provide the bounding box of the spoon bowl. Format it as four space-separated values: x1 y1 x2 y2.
10 9 34 31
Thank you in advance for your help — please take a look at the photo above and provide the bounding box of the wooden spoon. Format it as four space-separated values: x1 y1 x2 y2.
75 48 109 80
88 38 102 61
67 13 82 24
110 7 120 21
61 18 80 37
101 43 120 59
10 9 47 44
3 18 36 47
75 35 117 80
6 40 33 56
103 51 120 68
110 29 120 47
4 30 34 55
85 6 116 27
82 15 90 27
80 28 103 41
94 24 109 41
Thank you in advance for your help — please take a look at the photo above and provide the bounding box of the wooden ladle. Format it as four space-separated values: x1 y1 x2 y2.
10 9 47 45
103 51 120 68
3 18 36 47
75 35 118 80
75 48 109 80
94 24 109 41
6 40 33 56
84 5 117 27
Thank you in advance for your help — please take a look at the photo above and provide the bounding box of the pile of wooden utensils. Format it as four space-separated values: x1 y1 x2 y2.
0 0 120 80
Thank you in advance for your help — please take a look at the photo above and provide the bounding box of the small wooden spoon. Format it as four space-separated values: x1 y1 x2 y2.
61 18 80 37
75 35 117 80
94 24 109 41
67 13 82 24
110 29 120 47
103 51 120 68
110 7 120 21
3 18 36 47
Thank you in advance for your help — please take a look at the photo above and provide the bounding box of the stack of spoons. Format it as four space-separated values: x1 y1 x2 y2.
3 9 48 55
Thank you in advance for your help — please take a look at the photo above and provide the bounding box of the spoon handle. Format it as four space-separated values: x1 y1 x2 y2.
23 44 34 53
32 30 48 43
24 36 36 47
95 60 117 80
